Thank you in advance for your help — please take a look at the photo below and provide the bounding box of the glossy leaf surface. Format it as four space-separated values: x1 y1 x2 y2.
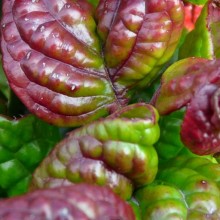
181 83 220 155
180 0 220 59
0 114 60 197
157 161 220 218
155 109 186 160
153 58 220 155
0 184 135 219
135 183 187 220
166 156 220 188
30 103 160 200
152 57 210 115
1 0 184 126
135 154 220 219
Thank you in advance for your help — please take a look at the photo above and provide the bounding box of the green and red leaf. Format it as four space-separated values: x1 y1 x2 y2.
153 58 220 155
1 0 184 126
30 103 159 200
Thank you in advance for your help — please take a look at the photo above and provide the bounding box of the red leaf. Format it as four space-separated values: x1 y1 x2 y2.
153 58 220 155
0 184 135 219
181 83 220 155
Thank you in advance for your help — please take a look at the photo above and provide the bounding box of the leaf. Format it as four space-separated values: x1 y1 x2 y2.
167 156 220 188
152 57 211 115
0 114 61 197
127 199 142 220
152 58 220 155
181 83 220 155
96 0 184 87
0 57 9 115
87 0 100 7
0 0 184 126
137 156 220 219
134 183 187 219
155 109 186 160
180 0 220 59
157 165 220 218
30 103 160 200
0 58 9 100
183 0 208 5
0 184 136 219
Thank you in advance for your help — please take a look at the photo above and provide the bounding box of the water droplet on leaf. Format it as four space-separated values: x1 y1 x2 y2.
71 84 76 91
26 51 32 60
40 26 45 32
65 4 71 9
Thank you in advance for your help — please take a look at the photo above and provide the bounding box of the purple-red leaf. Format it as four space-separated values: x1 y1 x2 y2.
0 184 135 219
181 83 220 155
1 0 184 126
153 58 220 155
153 58 219 115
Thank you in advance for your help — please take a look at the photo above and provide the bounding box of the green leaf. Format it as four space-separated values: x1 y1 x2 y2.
0 114 61 197
157 164 220 218
180 1 220 59
87 0 99 6
155 109 186 160
0 58 9 115
134 182 187 220
163 156 220 189
158 154 220 217
127 198 142 220
0 58 9 100
184 0 208 5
